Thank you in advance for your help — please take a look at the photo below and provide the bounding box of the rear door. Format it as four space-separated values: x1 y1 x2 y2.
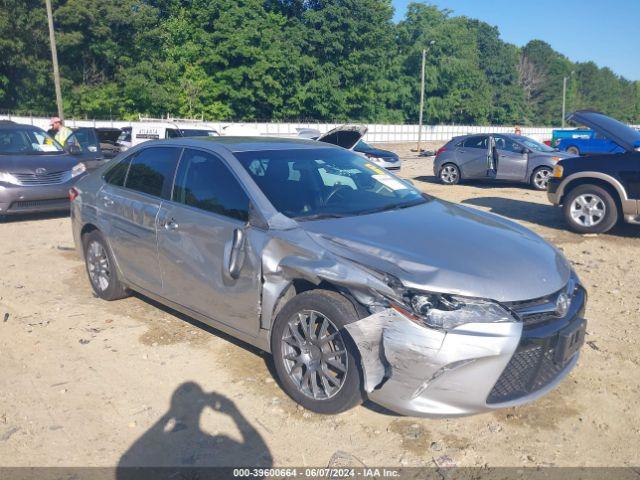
493 135 528 181
454 135 490 178
156 148 261 336
99 146 181 294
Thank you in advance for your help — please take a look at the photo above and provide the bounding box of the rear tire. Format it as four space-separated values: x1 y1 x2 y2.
82 230 130 300
566 146 580 156
530 166 552 191
439 163 461 185
271 290 364 414
563 184 618 234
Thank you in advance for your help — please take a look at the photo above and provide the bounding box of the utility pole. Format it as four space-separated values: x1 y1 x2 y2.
416 40 435 152
561 71 575 128
45 0 64 120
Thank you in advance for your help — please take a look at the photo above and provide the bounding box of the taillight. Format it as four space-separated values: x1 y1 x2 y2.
68 187 79 201
435 146 447 156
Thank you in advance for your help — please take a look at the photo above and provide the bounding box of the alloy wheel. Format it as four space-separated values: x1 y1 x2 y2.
281 310 348 400
570 193 606 227
440 165 459 184
534 168 551 190
87 241 111 291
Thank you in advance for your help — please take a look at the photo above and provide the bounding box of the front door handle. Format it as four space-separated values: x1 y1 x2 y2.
102 195 114 207
163 218 179 230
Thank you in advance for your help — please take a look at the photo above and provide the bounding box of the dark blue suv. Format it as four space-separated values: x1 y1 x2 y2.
548 111 640 233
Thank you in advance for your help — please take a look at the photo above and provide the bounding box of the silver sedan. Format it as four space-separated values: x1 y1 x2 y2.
71 137 586 417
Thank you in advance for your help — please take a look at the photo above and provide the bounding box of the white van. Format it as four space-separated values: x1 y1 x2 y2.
128 121 220 148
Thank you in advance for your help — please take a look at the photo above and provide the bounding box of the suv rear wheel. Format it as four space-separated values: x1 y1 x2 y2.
271 290 364 414
563 184 618 234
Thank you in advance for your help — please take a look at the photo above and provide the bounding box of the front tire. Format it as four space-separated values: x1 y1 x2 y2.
439 163 461 185
563 184 618 234
271 290 364 414
82 230 129 300
530 166 552 191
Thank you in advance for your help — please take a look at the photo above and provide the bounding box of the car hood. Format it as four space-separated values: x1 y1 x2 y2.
317 125 368 150
0 153 79 173
567 110 640 152
300 200 571 302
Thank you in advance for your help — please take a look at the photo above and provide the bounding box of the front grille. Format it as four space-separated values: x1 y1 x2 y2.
487 345 567 404
14 170 70 186
9 198 69 211
487 284 587 404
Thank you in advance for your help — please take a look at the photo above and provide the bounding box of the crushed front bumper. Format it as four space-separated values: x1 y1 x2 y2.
346 287 586 417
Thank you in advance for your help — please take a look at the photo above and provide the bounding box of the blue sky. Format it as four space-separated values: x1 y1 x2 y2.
391 0 640 81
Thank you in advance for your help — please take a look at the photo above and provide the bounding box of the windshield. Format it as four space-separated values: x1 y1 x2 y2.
235 148 427 220
513 135 555 152
180 129 218 137
0 128 63 155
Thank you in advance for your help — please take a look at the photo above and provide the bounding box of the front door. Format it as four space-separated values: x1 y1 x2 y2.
99 146 181 294
156 148 261 336
493 135 528 181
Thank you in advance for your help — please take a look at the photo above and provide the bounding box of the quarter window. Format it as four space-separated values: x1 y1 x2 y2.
125 147 180 198
463 136 489 149
173 149 249 222
104 156 132 186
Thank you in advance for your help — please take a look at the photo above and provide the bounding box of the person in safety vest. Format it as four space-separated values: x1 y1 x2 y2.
49 117 73 145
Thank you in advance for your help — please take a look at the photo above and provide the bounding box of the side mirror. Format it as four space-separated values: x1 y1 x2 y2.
65 143 82 155
228 228 246 279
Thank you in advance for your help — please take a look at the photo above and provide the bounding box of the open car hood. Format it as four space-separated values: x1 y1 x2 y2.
566 110 640 152
316 125 368 150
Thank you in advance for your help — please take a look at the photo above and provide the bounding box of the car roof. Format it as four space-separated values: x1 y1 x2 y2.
0 121 43 131
149 136 339 153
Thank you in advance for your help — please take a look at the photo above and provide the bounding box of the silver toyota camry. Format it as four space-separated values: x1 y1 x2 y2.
70 137 587 417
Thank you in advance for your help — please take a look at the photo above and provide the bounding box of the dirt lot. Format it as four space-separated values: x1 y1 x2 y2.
1 143 639 469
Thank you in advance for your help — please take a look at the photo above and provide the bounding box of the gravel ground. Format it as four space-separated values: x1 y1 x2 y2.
0 143 639 469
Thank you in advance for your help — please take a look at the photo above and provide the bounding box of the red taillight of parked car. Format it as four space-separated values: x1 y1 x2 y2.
435 146 447 156
68 187 79 201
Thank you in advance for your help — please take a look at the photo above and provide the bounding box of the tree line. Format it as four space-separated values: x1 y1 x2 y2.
1 0 638 125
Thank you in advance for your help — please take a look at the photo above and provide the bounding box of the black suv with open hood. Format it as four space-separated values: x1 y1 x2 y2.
547 110 640 234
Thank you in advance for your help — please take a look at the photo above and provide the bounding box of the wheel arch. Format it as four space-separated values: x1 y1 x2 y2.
560 176 623 216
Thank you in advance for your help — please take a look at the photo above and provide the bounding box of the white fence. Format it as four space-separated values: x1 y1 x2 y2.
0 114 595 144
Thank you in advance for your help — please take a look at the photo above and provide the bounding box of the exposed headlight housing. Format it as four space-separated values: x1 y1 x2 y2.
552 165 564 178
392 291 516 330
0 172 20 185
71 163 86 178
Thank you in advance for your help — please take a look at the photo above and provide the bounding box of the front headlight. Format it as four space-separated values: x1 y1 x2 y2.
552 165 564 178
71 163 86 178
0 172 20 185
393 291 516 330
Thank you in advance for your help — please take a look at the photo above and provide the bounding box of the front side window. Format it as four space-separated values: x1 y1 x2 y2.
173 149 249 222
125 147 180 198
0 128 62 154
494 135 522 153
66 129 100 153
235 147 427 220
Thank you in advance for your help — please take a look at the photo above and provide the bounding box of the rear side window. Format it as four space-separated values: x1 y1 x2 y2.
463 136 488 149
125 147 181 198
173 148 249 222
104 157 132 186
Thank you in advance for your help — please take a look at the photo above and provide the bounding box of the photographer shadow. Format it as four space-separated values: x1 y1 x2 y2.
117 382 272 477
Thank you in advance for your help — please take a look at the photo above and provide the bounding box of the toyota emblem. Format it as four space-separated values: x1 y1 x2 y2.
35 168 47 176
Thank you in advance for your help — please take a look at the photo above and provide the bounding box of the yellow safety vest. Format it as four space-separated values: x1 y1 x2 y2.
55 126 73 145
